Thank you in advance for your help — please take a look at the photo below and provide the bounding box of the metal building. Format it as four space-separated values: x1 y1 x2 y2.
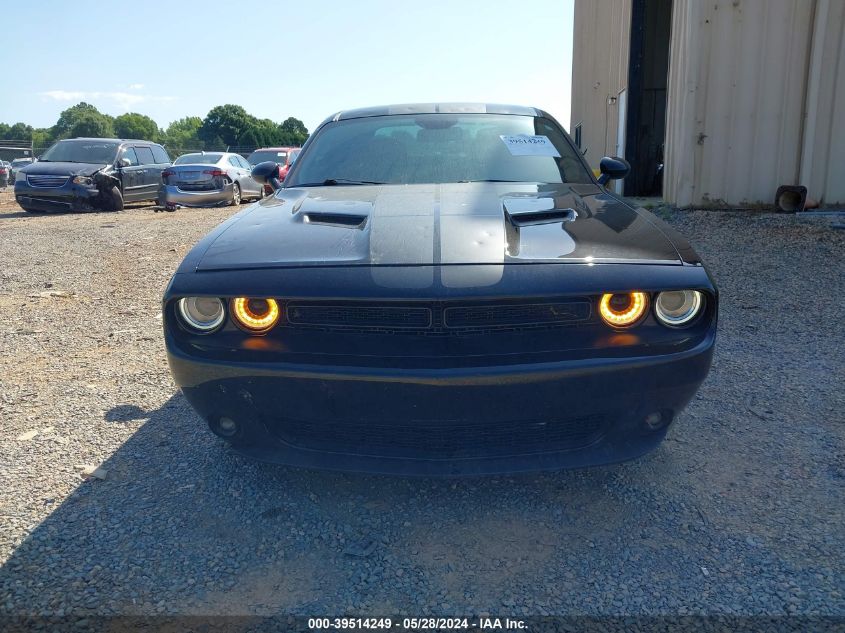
571 0 845 207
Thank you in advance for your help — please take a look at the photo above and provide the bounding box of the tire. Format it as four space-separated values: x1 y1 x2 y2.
257 185 265 201
21 206 43 214
230 182 241 206
106 186 124 212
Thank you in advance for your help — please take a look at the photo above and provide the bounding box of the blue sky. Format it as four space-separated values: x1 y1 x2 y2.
1 0 574 134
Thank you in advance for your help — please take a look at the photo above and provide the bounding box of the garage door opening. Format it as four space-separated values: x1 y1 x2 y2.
624 0 672 197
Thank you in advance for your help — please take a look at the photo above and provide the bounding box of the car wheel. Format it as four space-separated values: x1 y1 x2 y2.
106 186 124 212
20 206 43 214
257 185 265 201
231 182 241 206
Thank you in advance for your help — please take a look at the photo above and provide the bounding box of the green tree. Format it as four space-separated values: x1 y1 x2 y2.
4 105 311 153
238 118 280 148
164 116 204 151
114 112 160 141
199 104 254 148
8 122 34 140
0 122 33 140
278 117 309 146
32 128 53 152
52 102 114 139
69 111 114 138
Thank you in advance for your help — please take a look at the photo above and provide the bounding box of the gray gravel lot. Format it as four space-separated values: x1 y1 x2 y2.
0 188 843 619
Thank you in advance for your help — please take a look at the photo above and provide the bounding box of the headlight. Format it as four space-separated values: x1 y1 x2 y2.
72 175 93 185
599 292 648 328
654 290 703 327
231 297 280 332
177 297 225 332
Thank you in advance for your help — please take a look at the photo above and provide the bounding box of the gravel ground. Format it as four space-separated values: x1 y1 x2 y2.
0 187 843 620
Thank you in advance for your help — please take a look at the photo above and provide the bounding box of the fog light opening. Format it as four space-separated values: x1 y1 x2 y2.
644 410 673 431
215 416 239 438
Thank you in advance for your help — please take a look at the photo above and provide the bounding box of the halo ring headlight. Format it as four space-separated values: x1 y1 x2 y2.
599 292 648 328
232 297 280 332
655 290 703 327
177 297 225 332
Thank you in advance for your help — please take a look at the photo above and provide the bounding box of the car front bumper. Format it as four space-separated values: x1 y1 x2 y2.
15 181 101 212
166 331 715 475
158 184 234 208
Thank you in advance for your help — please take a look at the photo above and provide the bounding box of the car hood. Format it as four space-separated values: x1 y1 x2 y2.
19 162 110 177
195 183 682 271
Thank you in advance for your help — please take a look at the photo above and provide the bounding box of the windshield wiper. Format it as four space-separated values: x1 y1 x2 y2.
295 178 386 187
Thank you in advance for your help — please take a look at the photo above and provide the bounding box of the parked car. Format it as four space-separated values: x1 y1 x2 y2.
0 161 9 187
163 103 717 475
247 146 300 190
159 152 264 209
9 157 35 185
14 138 170 213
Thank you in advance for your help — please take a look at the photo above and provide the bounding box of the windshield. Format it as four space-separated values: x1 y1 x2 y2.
39 140 120 164
174 153 222 165
287 113 591 186
247 150 288 165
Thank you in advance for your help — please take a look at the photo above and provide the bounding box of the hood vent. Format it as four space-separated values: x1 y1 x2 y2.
506 208 577 227
302 212 368 229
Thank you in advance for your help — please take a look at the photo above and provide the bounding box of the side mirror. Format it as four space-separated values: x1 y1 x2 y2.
118 158 131 168
251 160 283 189
597 156 630 186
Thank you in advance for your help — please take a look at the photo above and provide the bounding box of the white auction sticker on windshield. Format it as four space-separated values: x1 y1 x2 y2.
500 135 561 157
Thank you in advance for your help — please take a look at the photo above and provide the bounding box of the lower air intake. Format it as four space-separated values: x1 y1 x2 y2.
268 414 606 459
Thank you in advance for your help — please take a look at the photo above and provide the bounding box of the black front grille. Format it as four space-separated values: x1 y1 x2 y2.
287 304 432 329
285 299 593 335
269 414 606 459
445 302 591 328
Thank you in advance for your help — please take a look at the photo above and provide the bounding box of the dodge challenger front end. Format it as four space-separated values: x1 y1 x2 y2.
163 103 717 475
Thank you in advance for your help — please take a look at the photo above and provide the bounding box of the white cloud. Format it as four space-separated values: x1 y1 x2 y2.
40 90 87 101
39 89 175 111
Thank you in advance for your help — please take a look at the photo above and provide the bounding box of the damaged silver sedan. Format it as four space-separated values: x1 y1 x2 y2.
14 138 170 213
158 152 264 210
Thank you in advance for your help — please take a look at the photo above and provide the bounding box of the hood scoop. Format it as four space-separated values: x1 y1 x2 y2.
503 197 577 226
302 211 368 229
506 207 576 226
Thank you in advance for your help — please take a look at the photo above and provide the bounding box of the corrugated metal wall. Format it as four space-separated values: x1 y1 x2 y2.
663 0 815 207
573 0 845 207
570 0 632 168
798 0 845 205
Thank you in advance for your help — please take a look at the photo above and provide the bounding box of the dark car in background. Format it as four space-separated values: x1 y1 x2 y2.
247 146 300 190
9 157 35 185
159 152 265 209
164 103 717 475
14 138 170 213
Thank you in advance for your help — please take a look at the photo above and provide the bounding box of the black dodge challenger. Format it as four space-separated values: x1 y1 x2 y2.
163 103 717 475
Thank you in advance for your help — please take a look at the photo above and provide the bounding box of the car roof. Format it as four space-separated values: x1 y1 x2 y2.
251 147 298 152
326 102 544 123
67 137 160 146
